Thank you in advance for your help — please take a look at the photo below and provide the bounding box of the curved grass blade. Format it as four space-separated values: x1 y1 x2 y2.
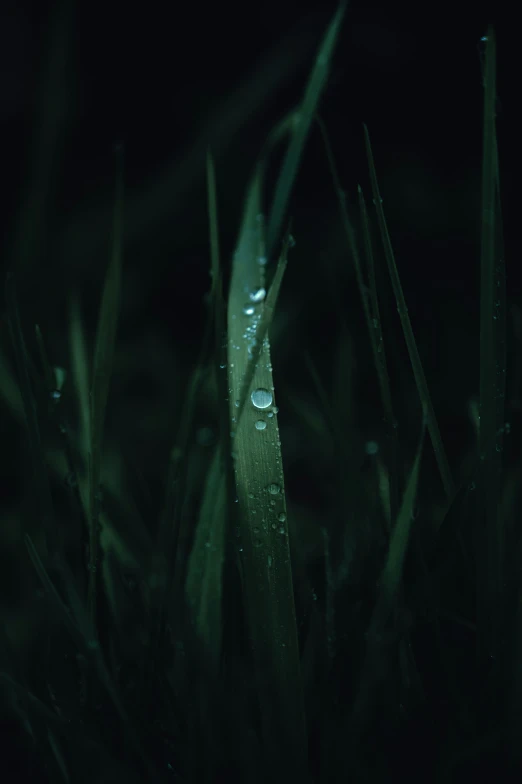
226 7 349 776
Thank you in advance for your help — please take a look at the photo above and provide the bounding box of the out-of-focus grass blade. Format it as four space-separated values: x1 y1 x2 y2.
363 123 455 503
24 533 157 779
347 414 425 745
476 25 507 683
4 0 73 280
227 6 347 778
87 145 124 628
69 294 91 467
185 445 227 675
5 274 56 561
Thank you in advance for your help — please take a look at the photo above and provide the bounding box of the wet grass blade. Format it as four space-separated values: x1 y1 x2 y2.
87 145 124 629
226 8 346 779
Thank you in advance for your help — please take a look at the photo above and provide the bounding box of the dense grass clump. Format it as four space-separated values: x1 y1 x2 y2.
1 5 519 784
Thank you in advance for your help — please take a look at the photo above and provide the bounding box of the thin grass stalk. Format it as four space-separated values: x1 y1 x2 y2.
87 144 124 630
363 124 455 503
477 26 506 676
316 116 399 523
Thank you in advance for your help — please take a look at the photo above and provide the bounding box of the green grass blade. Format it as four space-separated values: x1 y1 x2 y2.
69 294 91 465
185 445 227 675
476 26 506 672
265 0 347 262
5 274 57 561
226 11 347 776
348 414 425 745
363 123 455 502
316 115 400 522
87 145 124 628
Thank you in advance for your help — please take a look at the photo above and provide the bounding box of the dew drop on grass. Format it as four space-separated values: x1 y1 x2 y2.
255 420 267 431
243 305 255 316
277 513 286 522
251 388 273 409
249 288 266 303
267 483 281 495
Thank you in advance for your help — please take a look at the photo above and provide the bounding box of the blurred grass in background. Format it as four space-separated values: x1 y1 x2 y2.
1 2 521 783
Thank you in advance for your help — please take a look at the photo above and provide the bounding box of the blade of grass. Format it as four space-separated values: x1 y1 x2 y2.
5 273 57 562
226 7 347 778
476 25 506 683
363 123 455 503
347 413 426 744
316 115 399 524
87 144 124 630
185 445 227 676
265 0 348 262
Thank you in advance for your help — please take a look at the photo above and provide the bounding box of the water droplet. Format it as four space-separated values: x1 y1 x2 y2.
277 512 286 522
251 388 273 409
278 527 285 535
257 256 267 266
268 483 281 495
253 526 260 534
51 389 61 402
219 363 226 369
365 440 379 455
255 420 267 431
288 235 296 248
243 305 255 316
249 288 266 303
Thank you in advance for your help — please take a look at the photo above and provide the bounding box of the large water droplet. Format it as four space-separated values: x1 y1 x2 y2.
251 388 273 409
267 483 281 495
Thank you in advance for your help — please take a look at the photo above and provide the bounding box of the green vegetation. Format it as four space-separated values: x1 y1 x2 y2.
1 5 518 784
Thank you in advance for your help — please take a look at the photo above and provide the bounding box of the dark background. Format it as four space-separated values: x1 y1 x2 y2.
1 0 519 575
0 1 520 779
0 3 518 518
